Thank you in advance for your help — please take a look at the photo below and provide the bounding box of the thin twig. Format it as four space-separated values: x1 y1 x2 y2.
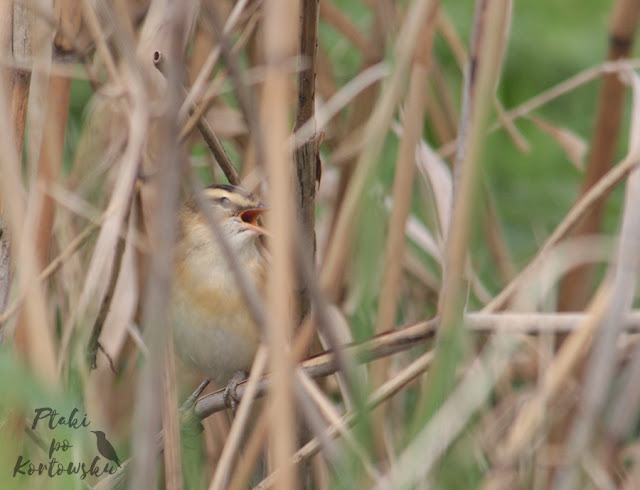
195 311 640 419
201 3 265 167
154 50 240 185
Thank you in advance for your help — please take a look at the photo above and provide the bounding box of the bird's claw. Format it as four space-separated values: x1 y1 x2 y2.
223 371 246 415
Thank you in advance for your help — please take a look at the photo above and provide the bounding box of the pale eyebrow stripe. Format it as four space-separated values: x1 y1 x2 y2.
202 188 232 200
201 188 255 208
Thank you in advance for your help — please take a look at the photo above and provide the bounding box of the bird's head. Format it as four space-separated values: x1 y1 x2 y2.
180 184 268 255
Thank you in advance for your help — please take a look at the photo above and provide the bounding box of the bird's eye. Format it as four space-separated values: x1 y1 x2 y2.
217 196 232 208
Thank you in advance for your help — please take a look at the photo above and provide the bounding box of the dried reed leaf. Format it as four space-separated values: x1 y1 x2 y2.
416 140 453 239
530 116 588 171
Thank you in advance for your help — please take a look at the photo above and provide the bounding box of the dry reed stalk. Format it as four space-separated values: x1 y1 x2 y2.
188 20 214 87
551 69 640 490
416 0 509 422
559 0 640 311
15 0 59 380
195 317 438 418
293 63 388 150
370 0 438 462
293 0 320 320
209 345 268 490
254 350 435 489
90 313 640 487
74 9 147 350
296 369 381 480
181 0 251 116
495 285 614 464
129 4 187 488
320 2 387 303
260 0 299 487
32 73 70 269
160 52 241 186
9 3 30 157
437 9 468 69
203 3 265 167
320 0 438 301
0 1 56 384
376 333 519 490
163 335 183 490
227 413 270 490
79 0 119 84
193 310 640 419
0 217 8 320
0 11 29 338
0 219 99 330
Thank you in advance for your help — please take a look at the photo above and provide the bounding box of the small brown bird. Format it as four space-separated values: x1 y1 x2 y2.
171 185 267 393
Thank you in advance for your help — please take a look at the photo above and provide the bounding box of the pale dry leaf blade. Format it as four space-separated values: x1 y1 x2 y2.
416 140 453 239
530 116 588 171
390 120 453 242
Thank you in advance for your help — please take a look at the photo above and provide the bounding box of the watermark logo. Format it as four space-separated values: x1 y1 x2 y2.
12 407 121 480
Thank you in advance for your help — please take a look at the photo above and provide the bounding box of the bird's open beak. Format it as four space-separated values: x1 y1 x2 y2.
239 207 270 236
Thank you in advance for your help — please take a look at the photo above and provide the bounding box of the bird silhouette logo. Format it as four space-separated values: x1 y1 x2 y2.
90 430 121 468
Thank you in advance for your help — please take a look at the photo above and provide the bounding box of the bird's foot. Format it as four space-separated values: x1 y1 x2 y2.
223 371 247 415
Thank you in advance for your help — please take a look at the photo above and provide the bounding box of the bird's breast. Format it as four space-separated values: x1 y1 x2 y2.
171 246 264 385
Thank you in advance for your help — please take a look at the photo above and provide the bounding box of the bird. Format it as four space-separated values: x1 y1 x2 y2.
170 184 267 407
90 430 121 467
